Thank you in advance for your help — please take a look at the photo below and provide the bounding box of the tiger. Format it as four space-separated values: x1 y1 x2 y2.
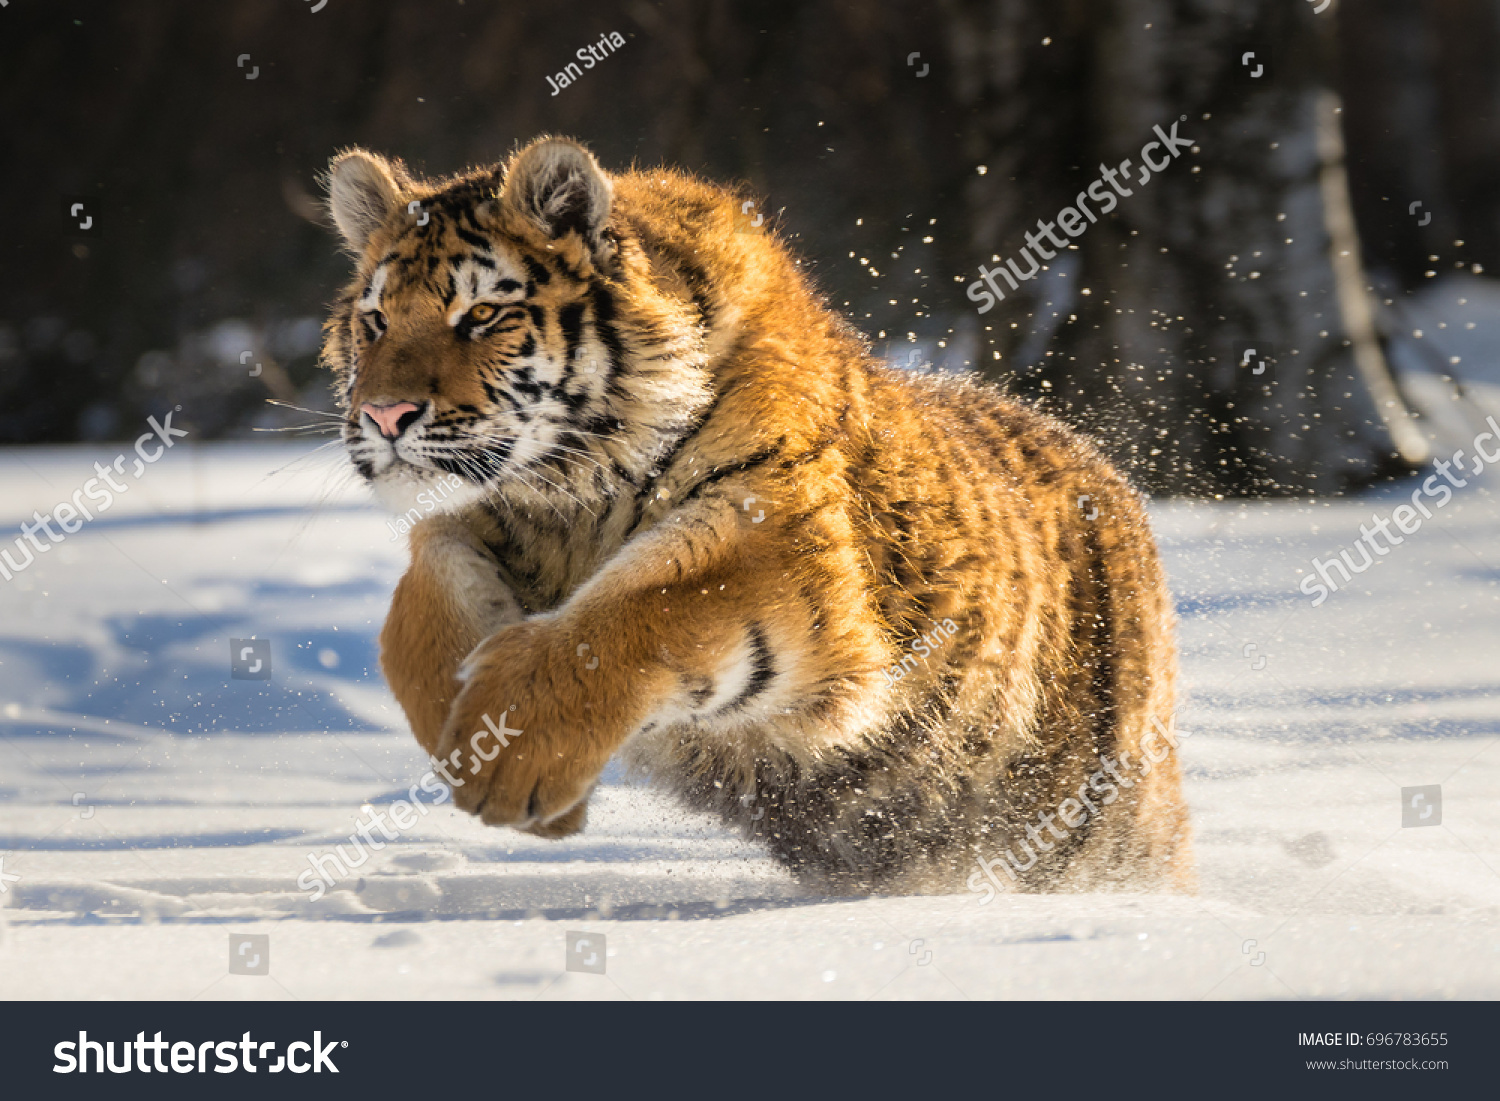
320 135 1194 895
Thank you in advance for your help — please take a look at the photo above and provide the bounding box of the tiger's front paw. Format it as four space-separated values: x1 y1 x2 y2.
435 620 611 833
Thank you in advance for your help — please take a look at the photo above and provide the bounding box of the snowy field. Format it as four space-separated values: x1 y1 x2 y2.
2 289 1499 1000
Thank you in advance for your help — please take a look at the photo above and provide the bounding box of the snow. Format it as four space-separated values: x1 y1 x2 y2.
2 361 1498 999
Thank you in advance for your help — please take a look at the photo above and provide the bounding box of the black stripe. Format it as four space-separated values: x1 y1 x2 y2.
522 256 552 286
644 391 722 482
482 377 521 411
429 454 469 478
778 438 834 471
590 284 627 382
680 443 782 504
480 508 517 556
558 301 586 370
512 365 545 402
455 227 491 251
675 262 716 324
1083 523 1118 751
720 624 776 712
890 509 922 591
583 416 625 441
458 202 488 233
608 457 638 487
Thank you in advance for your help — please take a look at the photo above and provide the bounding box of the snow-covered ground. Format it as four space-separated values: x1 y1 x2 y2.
2 290 1498 999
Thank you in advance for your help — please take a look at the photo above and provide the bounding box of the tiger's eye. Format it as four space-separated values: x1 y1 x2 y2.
468 302 498 324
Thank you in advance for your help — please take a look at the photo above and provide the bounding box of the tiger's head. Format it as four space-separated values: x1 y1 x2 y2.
321 136 712 523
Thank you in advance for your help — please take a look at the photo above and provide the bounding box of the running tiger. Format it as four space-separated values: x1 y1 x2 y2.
320 136 1194 894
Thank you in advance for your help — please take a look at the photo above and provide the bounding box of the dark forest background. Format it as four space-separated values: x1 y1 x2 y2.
2 0 1498 496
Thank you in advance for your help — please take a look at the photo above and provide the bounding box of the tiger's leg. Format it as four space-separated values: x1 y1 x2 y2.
1070 478 1194 892
434 495 888 835
380 513 526 757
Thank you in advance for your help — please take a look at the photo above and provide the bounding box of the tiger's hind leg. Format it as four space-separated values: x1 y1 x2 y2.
1069 479 1194 892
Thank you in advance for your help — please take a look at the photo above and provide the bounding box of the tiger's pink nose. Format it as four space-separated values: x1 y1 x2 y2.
361 401 423 440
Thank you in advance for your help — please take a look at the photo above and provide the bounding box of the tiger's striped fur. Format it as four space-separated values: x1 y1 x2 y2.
321 136 1194 894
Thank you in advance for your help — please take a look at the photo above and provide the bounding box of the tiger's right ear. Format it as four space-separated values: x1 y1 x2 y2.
327 150 401 253
500 138 612 249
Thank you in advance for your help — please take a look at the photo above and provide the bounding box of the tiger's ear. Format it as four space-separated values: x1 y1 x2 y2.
327 149 401 253
501 138 613 248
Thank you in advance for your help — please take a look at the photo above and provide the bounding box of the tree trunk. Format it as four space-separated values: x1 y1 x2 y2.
1339 0 1500 288
947 0 1422 496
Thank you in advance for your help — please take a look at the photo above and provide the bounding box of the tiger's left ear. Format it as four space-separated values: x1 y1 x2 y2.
501 138 613 252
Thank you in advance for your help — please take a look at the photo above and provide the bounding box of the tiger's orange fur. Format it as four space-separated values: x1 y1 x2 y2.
321 136 1193 893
